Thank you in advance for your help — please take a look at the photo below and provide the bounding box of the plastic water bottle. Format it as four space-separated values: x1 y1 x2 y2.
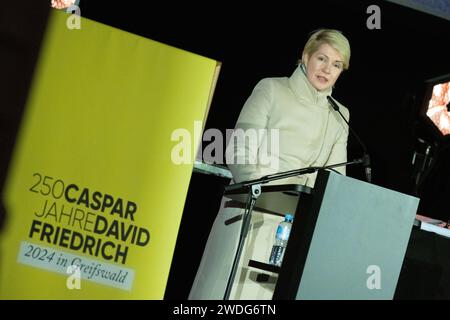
269 213 294 267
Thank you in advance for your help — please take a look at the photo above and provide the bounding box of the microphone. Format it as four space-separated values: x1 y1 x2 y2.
327 95 372 183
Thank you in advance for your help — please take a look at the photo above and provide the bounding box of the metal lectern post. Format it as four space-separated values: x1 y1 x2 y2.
223 184 261 300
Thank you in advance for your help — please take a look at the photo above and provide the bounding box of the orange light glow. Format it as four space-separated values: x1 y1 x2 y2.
426 82 450 135
51 0 76 9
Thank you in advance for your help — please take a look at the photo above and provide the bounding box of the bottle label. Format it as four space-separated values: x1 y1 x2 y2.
269 245 284 266
276 224 290 241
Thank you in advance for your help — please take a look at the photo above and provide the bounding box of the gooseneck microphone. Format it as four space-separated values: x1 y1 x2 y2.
327 95 372 183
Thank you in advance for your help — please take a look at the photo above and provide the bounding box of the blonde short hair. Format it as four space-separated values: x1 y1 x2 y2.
300 29 351 70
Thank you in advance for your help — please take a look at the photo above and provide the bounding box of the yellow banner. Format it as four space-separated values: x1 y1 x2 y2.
0 10 219 299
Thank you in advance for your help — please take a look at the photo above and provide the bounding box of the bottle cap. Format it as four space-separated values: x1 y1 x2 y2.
285 213 294 222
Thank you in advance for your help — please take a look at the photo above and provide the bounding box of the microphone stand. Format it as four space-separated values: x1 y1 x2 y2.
327 95 372 183
222 158 365 300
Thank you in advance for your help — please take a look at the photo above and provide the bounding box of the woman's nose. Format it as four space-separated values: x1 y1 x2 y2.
323 63 331 73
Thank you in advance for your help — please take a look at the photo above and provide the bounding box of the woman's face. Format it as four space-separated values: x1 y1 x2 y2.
303 43 344 92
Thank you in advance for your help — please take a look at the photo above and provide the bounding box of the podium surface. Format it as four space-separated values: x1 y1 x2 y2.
224 184 311 216
274 170 419 300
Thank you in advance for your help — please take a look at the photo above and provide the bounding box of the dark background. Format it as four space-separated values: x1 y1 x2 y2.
1 0 450 299
78 0 450 205
0 2 50 231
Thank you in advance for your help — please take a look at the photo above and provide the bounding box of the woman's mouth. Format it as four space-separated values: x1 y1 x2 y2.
316 75 328 83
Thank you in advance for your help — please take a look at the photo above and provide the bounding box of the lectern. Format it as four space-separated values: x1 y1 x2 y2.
226 170 419 300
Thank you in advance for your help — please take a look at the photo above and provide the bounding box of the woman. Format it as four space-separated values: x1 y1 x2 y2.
189 29 351 300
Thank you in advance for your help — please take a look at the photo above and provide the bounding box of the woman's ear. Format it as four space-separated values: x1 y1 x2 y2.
302 53 309 68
